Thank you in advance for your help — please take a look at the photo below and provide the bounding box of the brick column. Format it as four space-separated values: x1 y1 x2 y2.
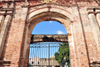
96 9 100 51
67 22 76 67
0 15 5 59
95 9 100 62
88 10 100 62
96 9 100 28
71 6 89 67
0 15 11 59
10 2 29 67
88 10 99 48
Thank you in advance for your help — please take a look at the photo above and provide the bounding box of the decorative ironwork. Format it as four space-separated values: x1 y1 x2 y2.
28 42 66 67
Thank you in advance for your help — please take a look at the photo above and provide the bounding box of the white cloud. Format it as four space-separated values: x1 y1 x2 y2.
57 30 64 34
49 21 52 23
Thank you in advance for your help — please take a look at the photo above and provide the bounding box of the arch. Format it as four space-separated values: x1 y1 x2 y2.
27 6 73 23
32 21 67 34
22 6 74 67
27 12 71 36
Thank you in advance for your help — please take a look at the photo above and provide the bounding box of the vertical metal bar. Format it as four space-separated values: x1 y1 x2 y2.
28 44 31 67
48 43 50 66
40 44 41 65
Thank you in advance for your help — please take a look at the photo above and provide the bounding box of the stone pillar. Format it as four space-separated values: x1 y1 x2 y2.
96 9 100 27
67 22 76 67
88 10 99 48
0 15 5 59
88 10 100 61
96 9 100 52
15 2 29 67
71 6 89 67
0 15 11 59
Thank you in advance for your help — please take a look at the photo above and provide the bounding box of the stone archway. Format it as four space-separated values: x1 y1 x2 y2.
23 11 73 67
1 1 100 67
20 5 89 67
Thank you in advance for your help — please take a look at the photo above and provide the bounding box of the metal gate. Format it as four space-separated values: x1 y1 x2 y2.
28 42 68 67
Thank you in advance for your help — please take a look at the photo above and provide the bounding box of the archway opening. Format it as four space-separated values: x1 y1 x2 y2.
31 21 67 35
28 21 70 67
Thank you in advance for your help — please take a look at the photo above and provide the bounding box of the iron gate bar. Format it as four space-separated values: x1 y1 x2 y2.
30 35 68 44
28 42 67 67
49 43 50 66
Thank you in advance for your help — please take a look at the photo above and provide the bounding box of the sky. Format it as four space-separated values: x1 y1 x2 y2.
29 21 67 58
32 21 67 34
29 42 63 58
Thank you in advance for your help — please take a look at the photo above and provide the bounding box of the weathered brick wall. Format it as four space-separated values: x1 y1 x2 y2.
0 0 100 67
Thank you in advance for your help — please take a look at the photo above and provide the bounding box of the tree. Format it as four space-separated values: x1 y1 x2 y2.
54 43 70 67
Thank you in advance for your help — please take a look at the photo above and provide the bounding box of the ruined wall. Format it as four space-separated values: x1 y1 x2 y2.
0 0 100 67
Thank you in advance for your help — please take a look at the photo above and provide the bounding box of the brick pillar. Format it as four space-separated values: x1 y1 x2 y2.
0 15 5 59
67 23 76 67
71 6 89 67
96 9 100 53
96 9 100 27
0 15 11 59
9 5 28 66
17 3 29 67
88 10 100 62
88 11 99 49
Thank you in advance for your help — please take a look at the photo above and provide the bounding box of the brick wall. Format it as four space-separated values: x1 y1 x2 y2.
0 0 100 67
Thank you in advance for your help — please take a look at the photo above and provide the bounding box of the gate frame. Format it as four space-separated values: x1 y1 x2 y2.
28 42 68 67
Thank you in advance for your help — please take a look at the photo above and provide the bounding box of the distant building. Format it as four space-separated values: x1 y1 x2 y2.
29 57 40 67
29 56 62 67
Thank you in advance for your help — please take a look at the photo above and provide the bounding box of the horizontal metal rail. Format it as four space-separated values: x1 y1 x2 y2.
28 42 67 67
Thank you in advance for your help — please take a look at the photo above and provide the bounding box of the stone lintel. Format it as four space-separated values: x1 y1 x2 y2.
0 8 14 16
95 12 100 14
87 7 100 10
87 7 100 14
88 11 100 15
0 60 11 66
30 35 68 43
0 60 11 63
90 61 100 67
88 11 94 14
0 13 13 16
0 8 14 11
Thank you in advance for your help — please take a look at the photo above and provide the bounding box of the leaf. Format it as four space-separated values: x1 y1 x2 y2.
54 43 70 66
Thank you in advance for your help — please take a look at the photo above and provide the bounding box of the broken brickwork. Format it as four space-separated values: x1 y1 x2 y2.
0 0 100 67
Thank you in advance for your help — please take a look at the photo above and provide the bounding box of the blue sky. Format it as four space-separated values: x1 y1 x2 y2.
32 21 67 34
29 42 62 58
29 21 67 58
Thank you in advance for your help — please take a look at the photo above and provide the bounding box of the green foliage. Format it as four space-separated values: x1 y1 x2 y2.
54 43 70 67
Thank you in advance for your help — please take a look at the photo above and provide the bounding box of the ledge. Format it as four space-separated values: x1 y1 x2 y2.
0 8 14 11
87 7 100 10
0 60 11 66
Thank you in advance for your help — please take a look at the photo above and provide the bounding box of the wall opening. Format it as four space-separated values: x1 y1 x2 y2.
32 21 67 35
28 21 70 67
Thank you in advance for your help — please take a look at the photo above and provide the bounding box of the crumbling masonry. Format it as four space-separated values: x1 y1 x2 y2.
0 0 100 67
